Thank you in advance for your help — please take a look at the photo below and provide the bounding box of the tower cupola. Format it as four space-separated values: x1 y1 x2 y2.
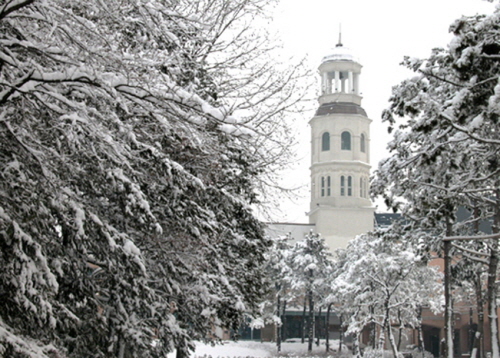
318 41 362 107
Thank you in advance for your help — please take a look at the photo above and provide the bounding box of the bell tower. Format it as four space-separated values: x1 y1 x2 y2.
308 39 374 250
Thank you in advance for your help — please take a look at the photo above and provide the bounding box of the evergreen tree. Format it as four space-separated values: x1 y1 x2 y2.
0 0 308 357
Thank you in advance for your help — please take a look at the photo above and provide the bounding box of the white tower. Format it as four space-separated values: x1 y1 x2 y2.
308 39 374 250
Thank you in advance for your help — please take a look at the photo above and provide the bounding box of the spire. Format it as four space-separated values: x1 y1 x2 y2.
336 24 342 47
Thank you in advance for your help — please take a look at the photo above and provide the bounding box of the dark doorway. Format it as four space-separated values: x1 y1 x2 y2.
238 321 261 340
423 326 441 358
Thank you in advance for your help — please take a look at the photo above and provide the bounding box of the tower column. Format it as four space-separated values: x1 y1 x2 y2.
354 73 360 95
322 72 328 94
348 71 353 93
334 71 339 92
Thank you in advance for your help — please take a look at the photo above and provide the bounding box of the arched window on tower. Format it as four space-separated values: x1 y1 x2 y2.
327 176 331 196
321 177 325 197
341 131 351 150
348 176 352 196
340 176 345 196
322 132 330 151
360 133 366 153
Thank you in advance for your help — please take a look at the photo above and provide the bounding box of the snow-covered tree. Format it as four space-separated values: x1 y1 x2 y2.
329 231 443 358
287 232 333 352
258 234 294 352
372 5 500 358
0 0 309 357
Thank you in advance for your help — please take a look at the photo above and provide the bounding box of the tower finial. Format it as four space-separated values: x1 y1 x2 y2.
337 24 342 47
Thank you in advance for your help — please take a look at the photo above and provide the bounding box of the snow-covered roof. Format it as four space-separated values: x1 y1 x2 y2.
321 43 358 63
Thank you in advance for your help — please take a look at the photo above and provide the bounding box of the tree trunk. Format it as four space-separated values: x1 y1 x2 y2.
487 242 499 358
397 309 403 352
383 298 399 358
119 338 126 358
369 305 377 349
326 303 332 353
471 332 481 358
487 189 500 358
339 314 343 353
469 307 474 354
473 205 485 358
379 313 387 350
488 190 500 358
307 289 315 352
469 306 479 358
388 321 400 358
176 344 188 358
277 293 281 352
352 330 362 358
475 270 485 358
301 295 307 344
417 307 426 358
316 306 322 346
281 299 287 343
444 221 454 358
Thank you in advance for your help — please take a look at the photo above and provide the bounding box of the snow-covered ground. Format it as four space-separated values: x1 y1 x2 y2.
174 339 349 357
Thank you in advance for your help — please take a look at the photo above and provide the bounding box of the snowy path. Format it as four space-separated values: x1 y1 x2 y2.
170 340 345 357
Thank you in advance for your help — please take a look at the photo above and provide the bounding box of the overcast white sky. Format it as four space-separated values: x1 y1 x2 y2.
269 0 497 223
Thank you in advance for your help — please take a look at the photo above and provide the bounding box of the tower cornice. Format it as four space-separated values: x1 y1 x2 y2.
310 160 371 170
309 113 372 127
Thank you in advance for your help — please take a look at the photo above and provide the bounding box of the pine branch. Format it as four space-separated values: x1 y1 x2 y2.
0 0 36 21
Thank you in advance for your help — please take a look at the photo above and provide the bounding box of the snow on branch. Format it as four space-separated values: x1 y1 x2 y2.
453 247 490 265
0 319 59 358
444 232 500 241
441 112 500 145
0 0 35 21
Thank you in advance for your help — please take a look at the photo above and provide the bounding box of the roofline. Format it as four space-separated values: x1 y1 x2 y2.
265 222 315 226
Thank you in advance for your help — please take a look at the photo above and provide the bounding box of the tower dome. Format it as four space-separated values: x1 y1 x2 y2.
321 43 358 63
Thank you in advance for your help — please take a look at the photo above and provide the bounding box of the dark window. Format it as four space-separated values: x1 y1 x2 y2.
340 176 345 196
322 132 330 151
321 177 325 197
348 176 352 196
327 176 331 196
341 131 351 150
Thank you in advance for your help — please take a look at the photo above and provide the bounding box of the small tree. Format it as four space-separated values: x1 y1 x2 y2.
260 234 294 351
287 232 334 352
330 230 443 358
